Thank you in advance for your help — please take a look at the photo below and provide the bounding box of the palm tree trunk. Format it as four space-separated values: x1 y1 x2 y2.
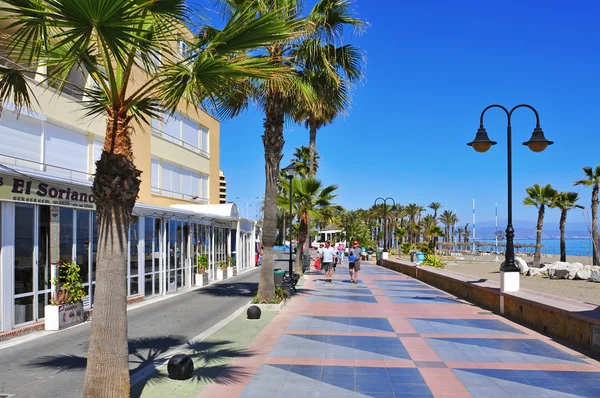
592 185 599 265
295 215 309 275
258 91 285 302
534 205 545 267
309 124 317 177
559 209 567 262
84 111 141 397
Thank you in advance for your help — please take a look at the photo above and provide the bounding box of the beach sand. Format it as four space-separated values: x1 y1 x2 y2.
437 254 600 306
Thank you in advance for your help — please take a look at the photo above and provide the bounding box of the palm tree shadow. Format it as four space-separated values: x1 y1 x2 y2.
131 339 256 397
27 336 256 396
27 335 187 373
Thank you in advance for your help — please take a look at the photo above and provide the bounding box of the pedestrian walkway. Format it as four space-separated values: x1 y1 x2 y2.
200 260 600 398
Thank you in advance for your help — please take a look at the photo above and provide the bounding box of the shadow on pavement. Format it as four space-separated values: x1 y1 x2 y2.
199 282 257 298
131 339 255 397
27 335 188 373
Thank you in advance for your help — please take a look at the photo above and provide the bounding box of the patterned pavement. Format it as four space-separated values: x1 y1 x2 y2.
199 261 600 397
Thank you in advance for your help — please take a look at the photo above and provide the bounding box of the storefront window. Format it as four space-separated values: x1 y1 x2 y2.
59 208 73 263
14 296 34 325
76 210 90 283
92 211 98 283
38 206 51 319
144 217 154 297
129 217 139 296
15 204 34 296
154 219 161 295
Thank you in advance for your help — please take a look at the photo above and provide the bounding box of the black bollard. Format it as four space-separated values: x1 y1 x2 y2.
247 305 261 319
167 354 194 380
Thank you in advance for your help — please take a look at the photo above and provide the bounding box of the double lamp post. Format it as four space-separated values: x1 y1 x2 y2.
282 164 297 278
467 104 553 293
374 197 395 260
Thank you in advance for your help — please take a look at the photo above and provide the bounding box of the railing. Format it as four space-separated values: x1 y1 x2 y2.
0 153 93 181
151 128 209 158
150 185 209 203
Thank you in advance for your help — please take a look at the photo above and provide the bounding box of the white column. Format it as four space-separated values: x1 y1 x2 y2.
227 225 232 265
1 202 15 332
210 224 215 280
138 218 145 297
235 220 241 272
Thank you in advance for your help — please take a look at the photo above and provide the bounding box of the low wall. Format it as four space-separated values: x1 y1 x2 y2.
382 258 600 352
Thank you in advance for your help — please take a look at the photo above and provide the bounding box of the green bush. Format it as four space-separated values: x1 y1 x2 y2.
218 260 228 270
51 261 86 305
422 254 445 269
400 243 414 256
251 286 290 304
416 242 432 254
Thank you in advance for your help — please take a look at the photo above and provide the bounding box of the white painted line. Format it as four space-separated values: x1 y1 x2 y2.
130 300 251 387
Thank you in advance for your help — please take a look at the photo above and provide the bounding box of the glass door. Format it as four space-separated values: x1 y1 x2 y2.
14 204 35 326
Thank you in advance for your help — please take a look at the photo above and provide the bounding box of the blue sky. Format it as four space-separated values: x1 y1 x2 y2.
198 0 600 225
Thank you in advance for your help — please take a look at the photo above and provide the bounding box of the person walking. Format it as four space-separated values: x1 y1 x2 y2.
348 240 362 284
321 241 337 282
337 242 345 263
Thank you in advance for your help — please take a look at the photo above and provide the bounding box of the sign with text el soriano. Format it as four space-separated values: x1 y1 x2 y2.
0 173 96 209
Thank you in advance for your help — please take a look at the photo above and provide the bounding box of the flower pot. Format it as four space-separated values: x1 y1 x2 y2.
45 302 84 331
217 268 226 280
227 266 234 278
195 273 208 287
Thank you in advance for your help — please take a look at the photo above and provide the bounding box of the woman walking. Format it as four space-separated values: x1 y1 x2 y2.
348 241 362 284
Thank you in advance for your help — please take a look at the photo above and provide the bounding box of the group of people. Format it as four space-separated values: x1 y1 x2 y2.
316 240 362 284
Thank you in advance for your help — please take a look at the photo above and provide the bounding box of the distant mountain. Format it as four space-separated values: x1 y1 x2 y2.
470 219 590 239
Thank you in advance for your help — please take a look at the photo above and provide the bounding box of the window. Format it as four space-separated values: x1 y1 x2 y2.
152 112 209 156
45 122 88 178
201 174 209 201
151 157 160 193
93 136 104 174
0 111 42 169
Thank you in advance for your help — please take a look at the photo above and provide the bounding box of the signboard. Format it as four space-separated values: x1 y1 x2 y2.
58 303 84 329
50 206 60 264
593 325 600 351
0 172 95 209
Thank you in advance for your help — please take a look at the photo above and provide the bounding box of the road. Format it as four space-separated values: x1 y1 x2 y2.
0 253 292 398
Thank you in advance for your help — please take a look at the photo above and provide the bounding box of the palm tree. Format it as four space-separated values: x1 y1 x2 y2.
574 165 600 265
404 203 422 244
278 177 339 275
218 0 365 303
429 202 443 224
551 192 584 262
524 183 559 267
438 210 453 243
0 2 294 395
294 42 364 177
291 145 319 177
463 223 470 243
456 228 464 244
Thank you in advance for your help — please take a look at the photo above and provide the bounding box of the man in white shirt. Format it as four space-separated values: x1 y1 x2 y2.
321 241 337 283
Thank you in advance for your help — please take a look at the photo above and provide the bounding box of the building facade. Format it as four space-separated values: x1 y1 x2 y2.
0 54 255 334
219 171 227 204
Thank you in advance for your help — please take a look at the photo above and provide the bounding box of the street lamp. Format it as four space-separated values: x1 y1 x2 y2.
467 104 553 293
374 197 395 260
282 163 297 280
236 196 260 219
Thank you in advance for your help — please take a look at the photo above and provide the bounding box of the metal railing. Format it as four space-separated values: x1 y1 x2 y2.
150 185 209 203
151 128 209 158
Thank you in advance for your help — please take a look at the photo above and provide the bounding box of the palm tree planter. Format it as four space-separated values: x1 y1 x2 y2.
195 255 209 287
217 261 228 280
45 262 86 331
227 257 236 278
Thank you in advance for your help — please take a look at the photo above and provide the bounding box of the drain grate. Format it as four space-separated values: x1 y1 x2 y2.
477 311 494 315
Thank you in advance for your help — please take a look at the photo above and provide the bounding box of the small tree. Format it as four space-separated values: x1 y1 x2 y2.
551 192 584 262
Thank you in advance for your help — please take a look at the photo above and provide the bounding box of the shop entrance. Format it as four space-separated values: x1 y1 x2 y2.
14 204 51 325
166 220 190 292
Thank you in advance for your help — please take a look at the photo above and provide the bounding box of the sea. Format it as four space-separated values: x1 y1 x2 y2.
474 238 594 257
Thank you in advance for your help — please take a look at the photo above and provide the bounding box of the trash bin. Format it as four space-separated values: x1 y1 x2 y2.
376 251 383 265
416 252 425 264
302 254 310 273
410 251 415 262
274 268 285 286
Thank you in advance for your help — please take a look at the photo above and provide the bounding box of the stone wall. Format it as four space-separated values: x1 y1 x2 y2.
382 258 600 352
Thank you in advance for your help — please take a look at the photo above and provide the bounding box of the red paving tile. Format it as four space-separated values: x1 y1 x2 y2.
198 261 600 397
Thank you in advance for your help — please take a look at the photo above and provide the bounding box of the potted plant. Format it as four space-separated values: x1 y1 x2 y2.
45 261 86 331
195 254 209 287
216 260 228 280
227 256 236 278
